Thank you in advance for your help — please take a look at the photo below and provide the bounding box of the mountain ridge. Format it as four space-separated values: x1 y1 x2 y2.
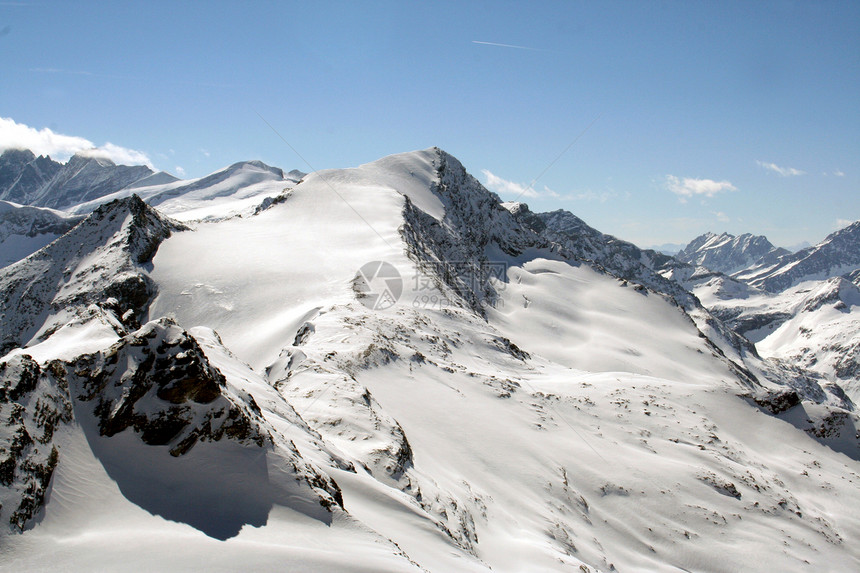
734 221 860 292
1 146 859 572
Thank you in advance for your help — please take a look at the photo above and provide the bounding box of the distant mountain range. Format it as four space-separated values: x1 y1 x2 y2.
0 148 176 210
735 221 860 292
676 231 789 275
0 200 83 267
667 225 860 398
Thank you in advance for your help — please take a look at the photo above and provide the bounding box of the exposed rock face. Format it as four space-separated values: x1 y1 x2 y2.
710 306 793 339
752 389 802 414
511 204 695 308
65 318 269 457
0 319 345 536
0 149 62 205
401 149 542 313
0 355 73 531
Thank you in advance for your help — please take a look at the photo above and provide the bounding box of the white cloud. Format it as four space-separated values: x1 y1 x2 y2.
78 142 152 166
756 160 805 177
482 169 615 202
0 116 152 167
1 116 92 159
175 166 186 177
837 218 857 229
665 175 737 202
712 211 730 223
482 169 541 199
833 169 845 177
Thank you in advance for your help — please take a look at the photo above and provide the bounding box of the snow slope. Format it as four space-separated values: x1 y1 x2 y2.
752 279 860 398
1 147 859 572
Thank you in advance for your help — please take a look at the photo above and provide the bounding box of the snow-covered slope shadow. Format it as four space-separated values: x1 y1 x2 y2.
60 318 336 540
73 415 275 540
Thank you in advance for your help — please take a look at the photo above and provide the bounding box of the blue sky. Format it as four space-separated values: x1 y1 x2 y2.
2 1 858 248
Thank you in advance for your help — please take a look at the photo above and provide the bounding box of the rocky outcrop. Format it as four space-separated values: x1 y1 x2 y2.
65 318 269 457
0 355 72 532
0 318 345 537
511 203 696 308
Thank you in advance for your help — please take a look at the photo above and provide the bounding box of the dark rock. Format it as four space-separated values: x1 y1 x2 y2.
753 390 802 414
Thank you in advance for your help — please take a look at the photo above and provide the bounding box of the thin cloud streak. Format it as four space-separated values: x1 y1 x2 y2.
472 40 543 51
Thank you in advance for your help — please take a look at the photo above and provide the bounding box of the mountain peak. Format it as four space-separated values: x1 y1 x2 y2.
0 148 37 164
677 231 781 275
70 151 114 164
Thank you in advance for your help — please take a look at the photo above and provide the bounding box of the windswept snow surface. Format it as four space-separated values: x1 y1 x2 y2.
2 149 860 572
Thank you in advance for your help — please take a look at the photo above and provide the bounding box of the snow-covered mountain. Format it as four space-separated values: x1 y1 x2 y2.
0 153 304 269
687 269 860 402
0 148 177 210
2 147 859 572
0 195 185 356
734 221 860 292
676 231 788 275
664 224 860 397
